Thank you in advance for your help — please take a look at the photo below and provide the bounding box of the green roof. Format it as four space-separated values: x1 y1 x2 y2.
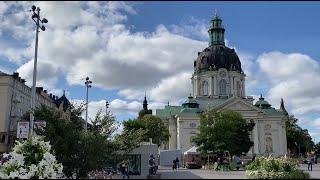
156 105 182 119
156 95 283 118
156 97 230 118
195 96 229 110
180 108 202 115
262 108 283 116
254 94 271 109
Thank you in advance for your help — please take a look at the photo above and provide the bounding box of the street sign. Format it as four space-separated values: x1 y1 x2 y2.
17 122 29 139
34 121 46 131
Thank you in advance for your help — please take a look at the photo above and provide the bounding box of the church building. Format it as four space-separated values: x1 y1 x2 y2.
156 14 287 156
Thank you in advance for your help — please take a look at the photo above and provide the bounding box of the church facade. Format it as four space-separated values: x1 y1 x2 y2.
156 14 287 156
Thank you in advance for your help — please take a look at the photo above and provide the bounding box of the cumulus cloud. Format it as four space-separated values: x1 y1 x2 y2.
255 51 320 142
257 51 320 115
71 98 142 123
168 16 209 41
16 59 60 89
2 2 319 142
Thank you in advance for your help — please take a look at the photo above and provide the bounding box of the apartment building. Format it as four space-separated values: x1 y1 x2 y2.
0 71 71 152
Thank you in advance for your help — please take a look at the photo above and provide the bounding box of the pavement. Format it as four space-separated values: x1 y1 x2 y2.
157 166 245 179
298 164 320 179
157 164 320 179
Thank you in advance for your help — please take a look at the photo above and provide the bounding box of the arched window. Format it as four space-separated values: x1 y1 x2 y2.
219 79 227 95
201 81 208 96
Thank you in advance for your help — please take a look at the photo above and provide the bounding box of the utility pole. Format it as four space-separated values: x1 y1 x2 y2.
85 77 92 132
29 5 48 137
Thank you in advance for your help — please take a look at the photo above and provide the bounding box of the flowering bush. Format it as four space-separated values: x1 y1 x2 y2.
0 136 63 179
245 156 309 179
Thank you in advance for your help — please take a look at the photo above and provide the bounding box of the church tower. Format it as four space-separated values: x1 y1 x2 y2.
192 13 246 99
138 92 152 119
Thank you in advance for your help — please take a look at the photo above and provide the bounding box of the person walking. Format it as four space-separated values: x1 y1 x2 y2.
308 155 314 171
122 162 129 179
175 157 180 169
172 159 176 171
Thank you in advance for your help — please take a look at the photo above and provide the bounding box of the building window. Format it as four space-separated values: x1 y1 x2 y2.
190 123 197 128
219 79 227 95
200 81 208 96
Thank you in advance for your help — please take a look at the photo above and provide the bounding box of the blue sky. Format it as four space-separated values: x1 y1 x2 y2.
0 1 319 143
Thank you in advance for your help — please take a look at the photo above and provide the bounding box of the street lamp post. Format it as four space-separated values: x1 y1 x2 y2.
29 5 48 137
105 100 109 115
85 77 92 132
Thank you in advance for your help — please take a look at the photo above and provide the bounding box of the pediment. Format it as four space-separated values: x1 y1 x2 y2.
216 97 265 113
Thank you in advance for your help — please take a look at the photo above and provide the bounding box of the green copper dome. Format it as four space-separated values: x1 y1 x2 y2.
182 95 199 108
180 95 202 114
254 94 271 109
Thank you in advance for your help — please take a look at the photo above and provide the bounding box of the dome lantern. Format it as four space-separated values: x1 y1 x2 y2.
208 11 225 46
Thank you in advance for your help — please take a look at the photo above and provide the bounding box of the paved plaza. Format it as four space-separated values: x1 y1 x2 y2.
157 164 320 179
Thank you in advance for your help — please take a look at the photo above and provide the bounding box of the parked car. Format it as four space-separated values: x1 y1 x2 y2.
186 161 201 169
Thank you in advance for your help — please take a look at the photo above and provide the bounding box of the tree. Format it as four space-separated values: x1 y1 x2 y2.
193 110 255 158
118 115 170 149
284 114 315 155
91 109 119 138
33 105 120 179
315 142 320 155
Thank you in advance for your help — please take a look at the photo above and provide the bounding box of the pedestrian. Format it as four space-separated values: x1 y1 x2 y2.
175 157 180 169
307 155 314 171
234 155 242 171
122 162 129 179
172 159 176 171
149 154 156 175
251 154 256 162
217 156 223 170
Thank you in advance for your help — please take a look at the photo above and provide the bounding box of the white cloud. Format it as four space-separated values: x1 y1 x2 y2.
16 59 60 90
168 16 209 40
257 51 320 115
71 98 142 123
254 51 320 143
2 2 319 143
150 71 192 104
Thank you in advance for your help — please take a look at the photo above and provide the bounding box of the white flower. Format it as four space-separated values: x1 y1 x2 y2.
8 171 19 179
0 136 62 179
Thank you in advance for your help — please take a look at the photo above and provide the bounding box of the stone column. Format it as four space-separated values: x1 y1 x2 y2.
282 124 287 155
254 121 260 155
210 76 214 96
278 123 283 155
214 76 217 95
230 76 233 95
242 79 246 97
177 119 181 150
197 77 200 97
168 118 177 150
191 77 194 97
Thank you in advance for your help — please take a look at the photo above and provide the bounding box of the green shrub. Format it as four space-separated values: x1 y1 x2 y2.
245 157 309 179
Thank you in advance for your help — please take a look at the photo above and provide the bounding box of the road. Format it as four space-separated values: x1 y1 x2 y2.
157 164 320 179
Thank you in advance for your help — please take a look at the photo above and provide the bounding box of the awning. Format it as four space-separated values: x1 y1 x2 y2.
184 146 200 155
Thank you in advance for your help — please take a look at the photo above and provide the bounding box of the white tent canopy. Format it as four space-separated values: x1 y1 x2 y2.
184 146 200 155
